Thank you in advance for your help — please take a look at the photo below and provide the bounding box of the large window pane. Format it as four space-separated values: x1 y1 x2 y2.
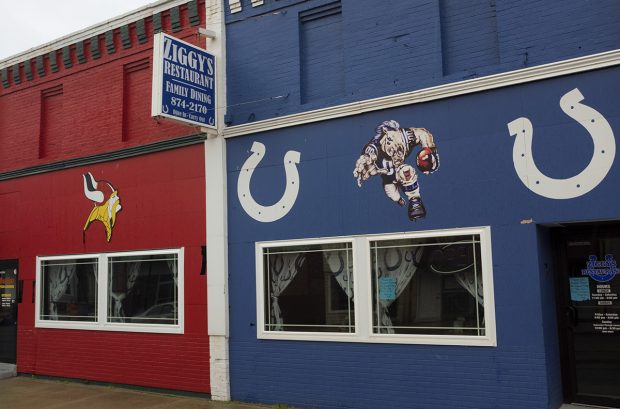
41 258 98 321
263 242 354 333
371 235 485 336
108 254 178 325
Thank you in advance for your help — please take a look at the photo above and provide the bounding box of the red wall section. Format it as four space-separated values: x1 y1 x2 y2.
17 331 209 392
0 144 209 393
0 1 207 173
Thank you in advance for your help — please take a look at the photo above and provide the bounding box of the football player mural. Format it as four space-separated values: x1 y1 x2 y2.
353 120 440 220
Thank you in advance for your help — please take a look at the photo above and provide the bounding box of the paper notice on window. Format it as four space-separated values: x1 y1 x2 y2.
569 277 591 302
379 277 397 301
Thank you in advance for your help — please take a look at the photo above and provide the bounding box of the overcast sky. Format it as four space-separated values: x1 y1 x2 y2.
0 0 158 61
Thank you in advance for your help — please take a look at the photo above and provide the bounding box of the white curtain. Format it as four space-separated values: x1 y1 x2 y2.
167 258 178 319
109 262 141 322
167 258 178 287
324 251 353 300
374 246 423 334
269 253 306 330
455 269 484 306
47 262 76 319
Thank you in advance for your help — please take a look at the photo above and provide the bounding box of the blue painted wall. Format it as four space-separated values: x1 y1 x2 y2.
226 65 620 408
225 0 620 126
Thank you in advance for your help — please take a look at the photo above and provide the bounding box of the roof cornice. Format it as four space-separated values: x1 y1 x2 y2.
0 0 191 69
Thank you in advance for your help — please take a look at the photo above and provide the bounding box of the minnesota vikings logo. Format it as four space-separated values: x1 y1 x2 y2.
82 172 122 242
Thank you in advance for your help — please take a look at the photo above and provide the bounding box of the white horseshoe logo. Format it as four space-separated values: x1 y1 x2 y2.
507 88 615 199
237 142 301 222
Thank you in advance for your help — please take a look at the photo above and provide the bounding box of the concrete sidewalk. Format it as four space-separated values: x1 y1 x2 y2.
0 376 283 409
0 375 604 409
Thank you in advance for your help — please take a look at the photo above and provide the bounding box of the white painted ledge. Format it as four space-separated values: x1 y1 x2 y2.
0 363 16 379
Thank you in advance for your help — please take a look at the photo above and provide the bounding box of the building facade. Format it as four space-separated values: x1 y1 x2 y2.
221 1 620 408
2 1 620 408
0 0 212 394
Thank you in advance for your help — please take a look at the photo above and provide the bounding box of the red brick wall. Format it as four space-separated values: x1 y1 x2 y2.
0 1 210 393
0 144 209 393
0 1 206 173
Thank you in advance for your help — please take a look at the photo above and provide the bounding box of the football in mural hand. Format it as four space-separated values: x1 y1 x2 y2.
416 147 434 173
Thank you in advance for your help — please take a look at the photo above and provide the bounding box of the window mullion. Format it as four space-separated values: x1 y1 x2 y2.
481 229 497 346
255 244 265 336
354 237 370 340
98 254 107 327
346 244 352 333
473 235 481 336
35 256 42 324
266 248 271 331
177 248 184 329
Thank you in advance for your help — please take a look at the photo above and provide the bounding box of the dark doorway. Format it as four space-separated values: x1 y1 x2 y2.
553 222 620 408
0 259 18 364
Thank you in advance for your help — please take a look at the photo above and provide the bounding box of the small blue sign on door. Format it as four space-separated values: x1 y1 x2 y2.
569 277 591 302
151 33 216 129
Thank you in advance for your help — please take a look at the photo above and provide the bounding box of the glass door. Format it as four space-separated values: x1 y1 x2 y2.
555 224 620 408
0 260 18 364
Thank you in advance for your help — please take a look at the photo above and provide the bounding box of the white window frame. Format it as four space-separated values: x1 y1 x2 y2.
256 237 358 343
36 248 184 334
256 226 496 347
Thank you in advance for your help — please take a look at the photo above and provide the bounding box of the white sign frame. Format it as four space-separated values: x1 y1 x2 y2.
151 32 217 129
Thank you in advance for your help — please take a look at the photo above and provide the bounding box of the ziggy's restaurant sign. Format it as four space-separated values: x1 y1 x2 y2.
151 32 216 128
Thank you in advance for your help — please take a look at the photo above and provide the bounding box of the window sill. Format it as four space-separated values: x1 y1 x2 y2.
367 333 496 347
258 330 495 346
258 330 358 343
35 320 184 334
